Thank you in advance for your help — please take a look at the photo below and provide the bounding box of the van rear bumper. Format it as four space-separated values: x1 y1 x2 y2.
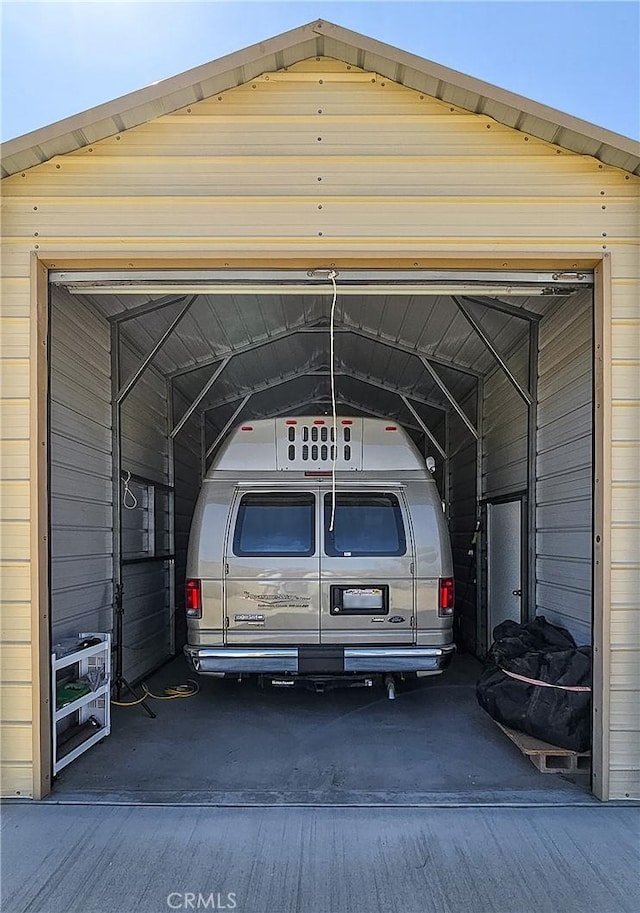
184 644 456 675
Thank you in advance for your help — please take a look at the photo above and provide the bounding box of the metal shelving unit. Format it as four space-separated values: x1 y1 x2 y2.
51 633 111 775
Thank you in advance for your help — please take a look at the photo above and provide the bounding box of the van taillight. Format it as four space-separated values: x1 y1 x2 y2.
438 577 454 616
186 579 202 618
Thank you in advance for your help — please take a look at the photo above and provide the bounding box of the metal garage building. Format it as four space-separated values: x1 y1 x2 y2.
1 20 638 801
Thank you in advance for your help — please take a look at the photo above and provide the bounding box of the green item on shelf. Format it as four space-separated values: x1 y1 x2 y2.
56 680 92 710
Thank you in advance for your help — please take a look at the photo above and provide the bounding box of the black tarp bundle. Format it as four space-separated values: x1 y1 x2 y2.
476 616 592 752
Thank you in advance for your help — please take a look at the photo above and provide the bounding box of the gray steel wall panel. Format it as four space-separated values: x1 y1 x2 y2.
50 428 111 476
538 403 591 453
536 291 592 644
119 354 171 679
173 388 203 648
50 290 113 644
482 340 529 499
51 289 174 681
121 563 171 682
537 558 591 591
537 466 591 503
120 342 169 484
116 340 173 679
447 393 478 651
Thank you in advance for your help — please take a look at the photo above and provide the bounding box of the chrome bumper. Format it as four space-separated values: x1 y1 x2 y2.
184 644 456 675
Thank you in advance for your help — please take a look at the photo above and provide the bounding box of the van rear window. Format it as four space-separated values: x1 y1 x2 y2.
324 493 406 557
233 493 315 557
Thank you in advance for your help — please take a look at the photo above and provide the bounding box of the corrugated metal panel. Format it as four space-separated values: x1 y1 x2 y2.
2 19 638 177
609 769 640 800
611 573 640 615
1 644 32 682
0 603 30 641
173 389 202 650
536 291 592 644
608 287 640 798
6 196 637 240
0 569 30 611
11 156 635 199
118 344 172 680
50 289 113 642
610 731 640 773
447 394 479 652
610 246 640 280
482 340 529 498
120 344 169 483
610 649 640 690
0 684 32 722
0 763 33 796
49 290 173 682
120 563 171 682
1 724 32 762
3 62 638 260
0 240 33 796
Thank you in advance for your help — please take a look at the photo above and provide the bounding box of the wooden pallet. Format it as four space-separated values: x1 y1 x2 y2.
495 721 591 774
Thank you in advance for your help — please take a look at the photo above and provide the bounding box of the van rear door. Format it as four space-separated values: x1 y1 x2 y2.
224 489 320 645
320 490 415 645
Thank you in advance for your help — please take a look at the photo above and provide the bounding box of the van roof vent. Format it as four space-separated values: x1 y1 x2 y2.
276 418 362 471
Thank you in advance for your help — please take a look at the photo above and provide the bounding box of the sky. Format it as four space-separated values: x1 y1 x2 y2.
1 0 639 143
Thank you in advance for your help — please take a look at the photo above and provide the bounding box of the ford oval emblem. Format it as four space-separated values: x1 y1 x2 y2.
388 615 405 624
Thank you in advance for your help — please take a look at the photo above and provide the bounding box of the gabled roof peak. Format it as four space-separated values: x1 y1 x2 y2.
2 19 639 178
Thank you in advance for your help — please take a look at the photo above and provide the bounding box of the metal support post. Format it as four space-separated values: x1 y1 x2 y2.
167 377 176 656
526 320 539 623
110 321 156 719
200 411 206 482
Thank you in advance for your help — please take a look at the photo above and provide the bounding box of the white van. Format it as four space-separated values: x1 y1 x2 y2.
184 417 455 695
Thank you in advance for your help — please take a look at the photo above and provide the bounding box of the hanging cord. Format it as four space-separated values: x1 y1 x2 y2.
121 471 138 510
112 679 200 706
328 269 338 532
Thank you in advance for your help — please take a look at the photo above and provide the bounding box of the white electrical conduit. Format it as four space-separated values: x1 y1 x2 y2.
328 269 338 532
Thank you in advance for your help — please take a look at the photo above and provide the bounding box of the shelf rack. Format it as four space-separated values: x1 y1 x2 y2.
51 632 111 775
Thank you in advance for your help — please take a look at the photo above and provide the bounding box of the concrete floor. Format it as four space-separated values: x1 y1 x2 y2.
2 804 639 913
50 654 592 805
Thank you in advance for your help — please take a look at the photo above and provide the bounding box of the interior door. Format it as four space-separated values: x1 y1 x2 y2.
320 489 415 645
487 499 523 640
224 489 320 645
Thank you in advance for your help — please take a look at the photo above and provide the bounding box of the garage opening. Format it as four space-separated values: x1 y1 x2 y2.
47 268 596 802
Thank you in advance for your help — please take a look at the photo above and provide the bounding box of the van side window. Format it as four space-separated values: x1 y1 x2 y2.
324 493 406 557
233 493 315 557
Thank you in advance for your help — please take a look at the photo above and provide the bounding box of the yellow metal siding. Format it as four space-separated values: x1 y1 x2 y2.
1 56 639 798
610 269 640 789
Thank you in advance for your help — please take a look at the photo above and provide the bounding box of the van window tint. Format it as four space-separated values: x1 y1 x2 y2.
324 493 406 557
233 493 315 557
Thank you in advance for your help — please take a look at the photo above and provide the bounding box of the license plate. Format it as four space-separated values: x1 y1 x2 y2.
343 588 384 610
